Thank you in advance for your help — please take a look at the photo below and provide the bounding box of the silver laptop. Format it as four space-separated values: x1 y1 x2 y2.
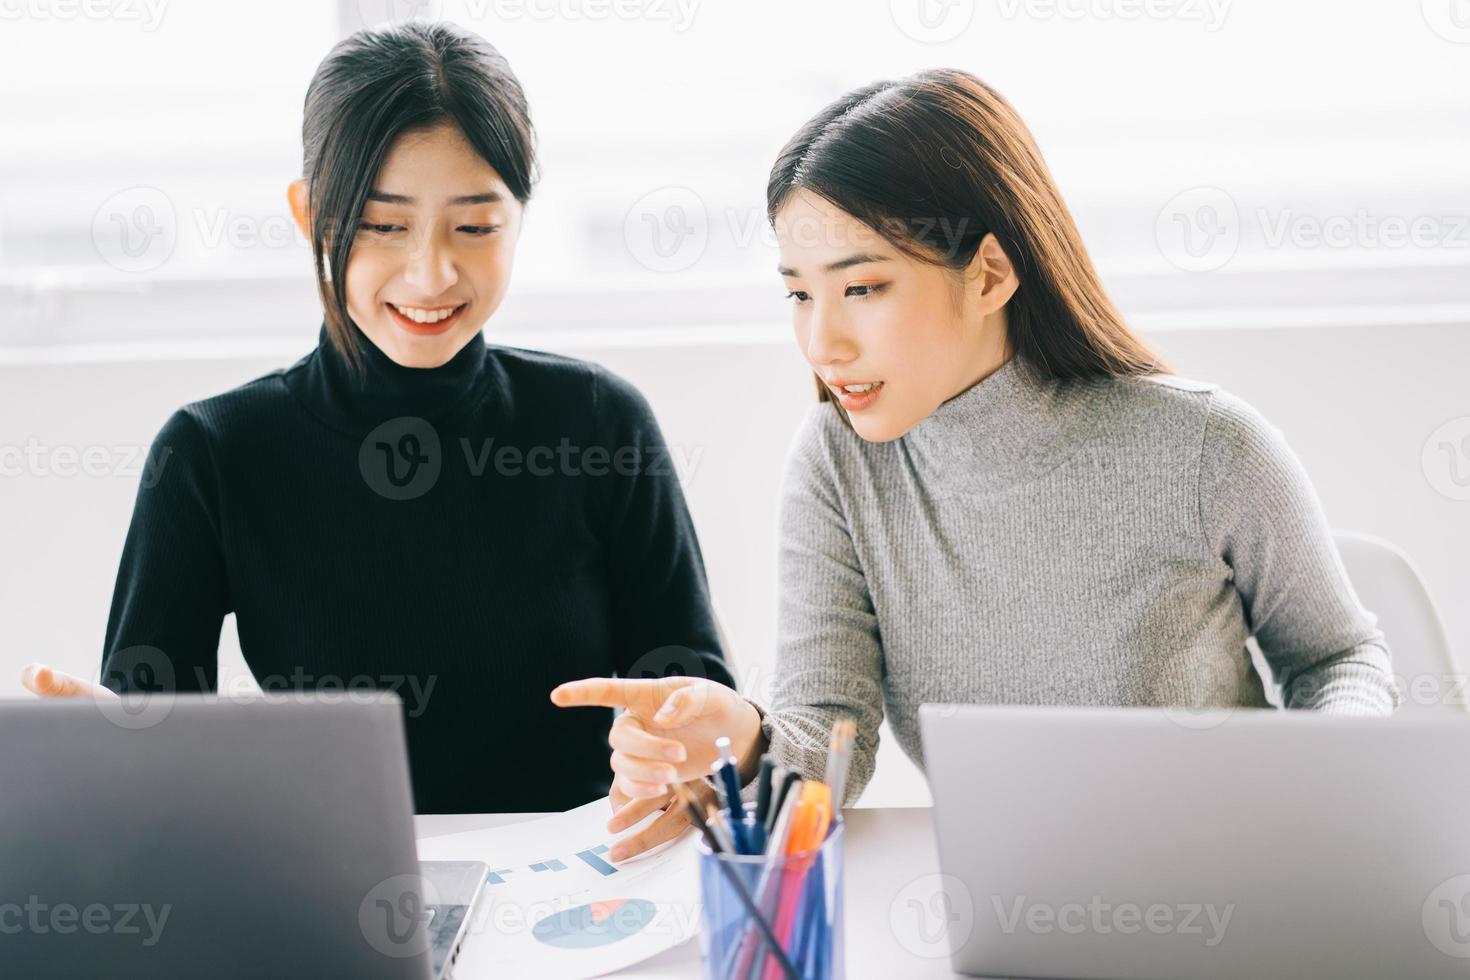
0 694 486 979
920 702 1470 980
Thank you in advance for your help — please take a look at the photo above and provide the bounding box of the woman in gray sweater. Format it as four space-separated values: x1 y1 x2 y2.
554 68 1400 861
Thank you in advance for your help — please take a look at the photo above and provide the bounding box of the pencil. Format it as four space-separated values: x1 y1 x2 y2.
825 718 856 816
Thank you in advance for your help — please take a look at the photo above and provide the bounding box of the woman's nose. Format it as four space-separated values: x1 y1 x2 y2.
402 237 459 296
805 304 856 367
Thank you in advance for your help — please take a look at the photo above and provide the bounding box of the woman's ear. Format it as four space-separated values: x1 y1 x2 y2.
966 232 1020 315
287 180 311 240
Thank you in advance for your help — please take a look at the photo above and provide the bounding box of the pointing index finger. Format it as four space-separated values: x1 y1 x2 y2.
550 677 683 718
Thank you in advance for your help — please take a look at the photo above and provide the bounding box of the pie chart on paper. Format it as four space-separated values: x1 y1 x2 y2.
532 898 659 949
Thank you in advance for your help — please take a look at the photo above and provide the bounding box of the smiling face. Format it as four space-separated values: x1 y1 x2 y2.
326 121 523 369
774 189 1019 442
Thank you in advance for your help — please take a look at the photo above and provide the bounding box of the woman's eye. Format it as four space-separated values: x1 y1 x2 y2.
784 290 810 304
357 222 402 234
846 283 886 298
458 225 501 236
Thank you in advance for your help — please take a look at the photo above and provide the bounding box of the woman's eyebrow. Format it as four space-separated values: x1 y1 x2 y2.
778 253 891 277
366 190 504 205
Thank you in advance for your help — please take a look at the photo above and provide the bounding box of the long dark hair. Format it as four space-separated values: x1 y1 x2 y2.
767 68 1169 420
300 21 537 369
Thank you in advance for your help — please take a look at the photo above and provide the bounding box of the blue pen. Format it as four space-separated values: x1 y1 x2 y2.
713 736 749 854
791 851 822 975
744 814 767 853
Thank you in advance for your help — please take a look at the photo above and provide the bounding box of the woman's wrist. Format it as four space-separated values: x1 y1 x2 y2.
734 698 768 786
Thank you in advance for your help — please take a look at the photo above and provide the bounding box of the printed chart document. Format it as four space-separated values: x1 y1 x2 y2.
416 798 700 978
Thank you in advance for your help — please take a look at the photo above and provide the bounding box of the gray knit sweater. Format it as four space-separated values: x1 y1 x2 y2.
755 355 1401 804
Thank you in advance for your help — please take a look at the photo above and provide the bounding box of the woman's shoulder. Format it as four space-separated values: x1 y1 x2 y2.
487 344 641 402
487 344 655 419
1127 371 1219 396
160 369 294 444
1109 371 1298 482
127 370 293 489
486 342 598 379
1109 369 1222 418
1107 370 1262 441
1123 372 1280 440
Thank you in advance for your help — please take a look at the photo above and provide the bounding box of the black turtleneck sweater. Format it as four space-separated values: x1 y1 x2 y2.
100 323 733 813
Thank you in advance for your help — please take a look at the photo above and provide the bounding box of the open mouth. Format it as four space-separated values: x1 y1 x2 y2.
828 380 885 410
385 301 468 335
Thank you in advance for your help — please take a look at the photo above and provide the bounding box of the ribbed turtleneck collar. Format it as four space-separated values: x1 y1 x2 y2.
900 354 1109 494
286 321 494 434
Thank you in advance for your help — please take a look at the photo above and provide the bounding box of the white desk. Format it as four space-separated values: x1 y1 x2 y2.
416 806 966 979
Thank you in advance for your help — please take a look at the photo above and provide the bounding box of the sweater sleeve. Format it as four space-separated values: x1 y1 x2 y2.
592 368 734 691
100 408 230 695
755 407 885 805
1197 391 1400 714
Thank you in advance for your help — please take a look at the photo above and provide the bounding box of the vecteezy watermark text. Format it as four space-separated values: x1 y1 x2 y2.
0 897 171 947
992 894 1234 947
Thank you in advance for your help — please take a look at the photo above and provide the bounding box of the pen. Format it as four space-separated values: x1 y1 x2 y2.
706 804 737 856
681 790 724 853
766 769 800 835
762 781 832 980
672 785 798 980
747 757 776 854
792 849 827 978
714 736 750 854
725 780 804 980
744 812 768 855
825 719 855 822
754 757 776 826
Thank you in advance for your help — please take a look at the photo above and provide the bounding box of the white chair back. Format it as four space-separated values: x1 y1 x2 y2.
1334 529 1458 713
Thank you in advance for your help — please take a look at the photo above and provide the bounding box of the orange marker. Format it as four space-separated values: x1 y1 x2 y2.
761 781 832 980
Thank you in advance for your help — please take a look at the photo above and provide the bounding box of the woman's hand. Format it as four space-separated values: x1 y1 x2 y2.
550 676 763 860
600 776 721 863
19 663 117 699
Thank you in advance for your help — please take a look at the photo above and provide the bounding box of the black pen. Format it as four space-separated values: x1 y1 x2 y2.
753 756 776 827
766 768 800 835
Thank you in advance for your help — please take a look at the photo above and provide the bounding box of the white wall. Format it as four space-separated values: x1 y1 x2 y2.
2 319 1466 807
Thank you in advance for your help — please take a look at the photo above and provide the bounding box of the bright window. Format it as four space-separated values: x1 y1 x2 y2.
3 0 1467 350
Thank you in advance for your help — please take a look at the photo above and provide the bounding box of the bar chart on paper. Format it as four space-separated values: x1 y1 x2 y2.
484 843 640 885
416 800 701 979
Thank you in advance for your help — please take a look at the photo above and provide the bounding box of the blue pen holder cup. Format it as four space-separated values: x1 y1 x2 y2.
696 806 845 980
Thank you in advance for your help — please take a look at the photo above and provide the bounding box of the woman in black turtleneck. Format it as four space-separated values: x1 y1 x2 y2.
19 22 733 818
